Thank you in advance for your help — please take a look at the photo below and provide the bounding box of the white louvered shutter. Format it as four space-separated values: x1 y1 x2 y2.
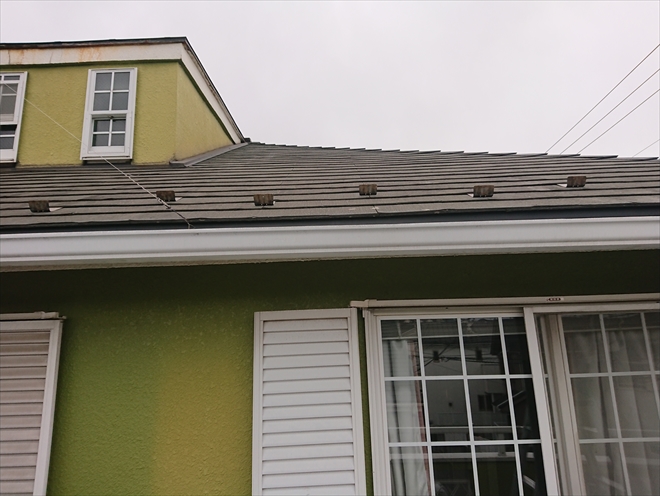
0 318 62 496
252 309 366 496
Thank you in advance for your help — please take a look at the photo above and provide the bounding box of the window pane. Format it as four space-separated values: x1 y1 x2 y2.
511 379 540 440
505 334 531 374
3 75 20 81
93 119 110 132
613 375 659 438
421 319 458 337
95 72 112 91
643 312 659 369
112 119 126 132
605 313 650 372
476 445 518 496
389 446 431 496
579 442 626 496
110 133 125 147
468 379 513 440
623 442 659 496
93 92 110 111
427 379 469 442
422 337 462 376
0 135 15 149
502 317 525 334
111 91 129 111
562 314 601 333
383 339 421 377
462 318 499 336
518 444 547 496
432 446 475 496
464 335 504 376
113 71 130 90
92 134 109 147
385 380 426 443
1 83 18 95
0 93 17 117
382 320 417 339
565 330 607 374
571 377 617 439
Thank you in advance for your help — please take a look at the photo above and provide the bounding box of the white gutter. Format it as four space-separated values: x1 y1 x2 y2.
1 216 658 271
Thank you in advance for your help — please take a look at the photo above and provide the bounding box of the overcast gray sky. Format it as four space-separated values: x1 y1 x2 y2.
1 1 659 157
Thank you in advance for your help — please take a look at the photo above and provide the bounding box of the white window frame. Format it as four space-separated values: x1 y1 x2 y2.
0 72 28 163
80 68 137 161
0 313 63 496
361 294 659 496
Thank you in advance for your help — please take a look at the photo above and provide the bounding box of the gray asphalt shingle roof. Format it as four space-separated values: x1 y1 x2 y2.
1 143 658 232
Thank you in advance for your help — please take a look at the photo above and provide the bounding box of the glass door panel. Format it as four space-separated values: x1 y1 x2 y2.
560 311 660 496
380 316 548 496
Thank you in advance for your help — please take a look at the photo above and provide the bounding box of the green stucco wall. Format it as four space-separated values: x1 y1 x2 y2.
175 64 233 160
1 251 658 495
4 61 231 166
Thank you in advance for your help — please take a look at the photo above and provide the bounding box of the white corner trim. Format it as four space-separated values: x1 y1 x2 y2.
1 216 658 270
33 319 62 496
363 309 392 496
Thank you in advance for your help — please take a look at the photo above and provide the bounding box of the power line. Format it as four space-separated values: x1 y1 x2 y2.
632 139 660 157
577 89 659 154
546 43 660 153
560 69 659 154
10 89 194 229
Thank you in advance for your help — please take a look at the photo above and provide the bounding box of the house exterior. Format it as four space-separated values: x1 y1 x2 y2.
1 38 659 496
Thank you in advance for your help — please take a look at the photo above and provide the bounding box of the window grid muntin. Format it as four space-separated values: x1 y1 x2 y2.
560 311 660 496
641 313 660 418
380 313 542 496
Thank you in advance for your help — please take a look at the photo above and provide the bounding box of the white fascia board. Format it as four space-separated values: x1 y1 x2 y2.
0 216 658 270
1 42 242 144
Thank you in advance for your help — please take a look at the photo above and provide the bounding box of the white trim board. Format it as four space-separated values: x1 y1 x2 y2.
1 41 242 144
1 216 658 271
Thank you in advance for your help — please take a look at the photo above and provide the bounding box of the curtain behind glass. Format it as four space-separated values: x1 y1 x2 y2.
384 336 431 496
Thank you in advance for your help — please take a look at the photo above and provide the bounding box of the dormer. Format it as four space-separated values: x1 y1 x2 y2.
0 37 244 167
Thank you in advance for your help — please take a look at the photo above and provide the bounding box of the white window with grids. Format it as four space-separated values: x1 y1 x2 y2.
364 296 659 496
0 72 27 163
80 68 137 160
538 309 659 496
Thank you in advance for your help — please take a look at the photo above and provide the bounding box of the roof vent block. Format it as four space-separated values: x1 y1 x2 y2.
566 175 587 188
28 200 50 213
472 185 495 198
254 193 274 206
156 190 176 202
359 184 378 196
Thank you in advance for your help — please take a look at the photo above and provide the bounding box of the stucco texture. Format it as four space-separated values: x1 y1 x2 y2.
1 251 658 495
5 60 231 166
175 64 233 160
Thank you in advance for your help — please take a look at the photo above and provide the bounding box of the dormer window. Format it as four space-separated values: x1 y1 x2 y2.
0 72 27 163
81 68 137 161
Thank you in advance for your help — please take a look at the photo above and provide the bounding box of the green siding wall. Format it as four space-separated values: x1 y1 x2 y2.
1 251 658 495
